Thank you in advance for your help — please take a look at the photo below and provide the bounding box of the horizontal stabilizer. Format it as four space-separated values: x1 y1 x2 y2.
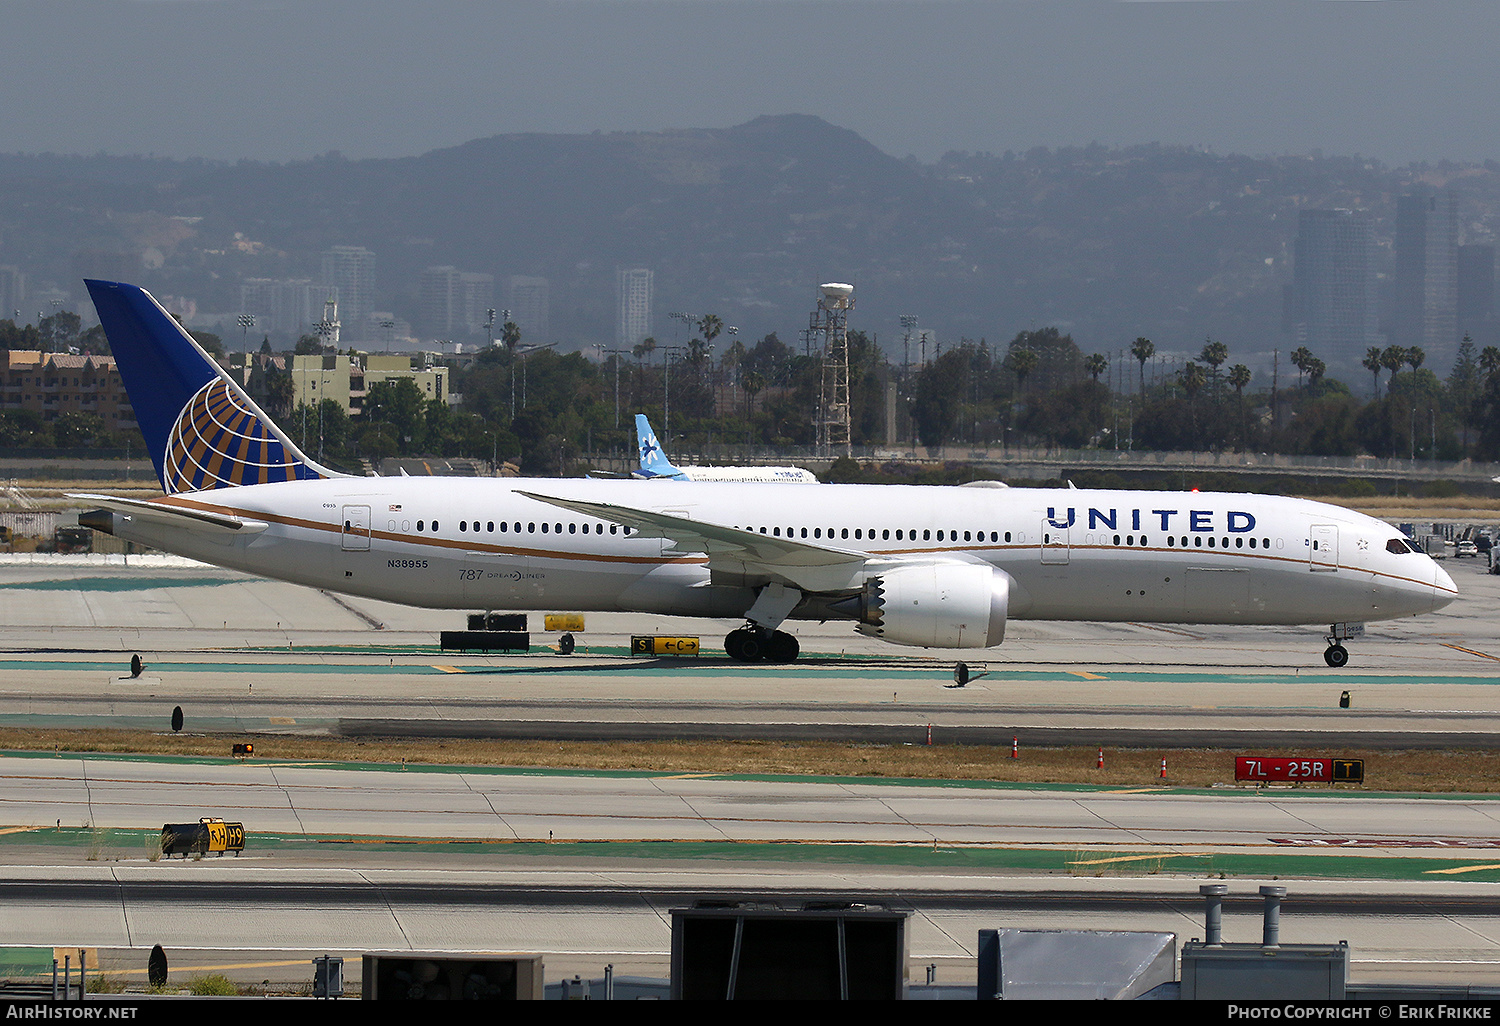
69 494 268 535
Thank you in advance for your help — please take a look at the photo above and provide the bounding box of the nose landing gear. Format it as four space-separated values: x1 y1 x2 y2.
1323 622 1363 668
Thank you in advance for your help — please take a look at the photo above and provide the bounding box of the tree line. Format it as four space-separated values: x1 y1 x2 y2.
6 307 1500 473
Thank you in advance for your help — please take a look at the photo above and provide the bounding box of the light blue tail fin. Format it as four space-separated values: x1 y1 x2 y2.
86 280 341 494
634 414 684 479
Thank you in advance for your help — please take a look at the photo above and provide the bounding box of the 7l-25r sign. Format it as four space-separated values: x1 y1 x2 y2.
1235 757 1365 784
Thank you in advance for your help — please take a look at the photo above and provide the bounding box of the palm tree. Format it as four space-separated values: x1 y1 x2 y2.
1084 353 1108 382
1004 347 1039 439
1363 346 1384 398
1482 346 1500 386
1381 345 1408 385
1180 361 1206 437
1290 346 1313 391
1199 338 1229 402
1228 363 1252 443
1130 337 1154 398
1406 346 1425 375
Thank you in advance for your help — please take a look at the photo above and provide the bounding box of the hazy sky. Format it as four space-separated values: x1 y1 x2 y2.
4 0 1498 166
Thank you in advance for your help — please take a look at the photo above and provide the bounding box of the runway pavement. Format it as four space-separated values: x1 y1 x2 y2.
0 554 1497 748
1 553 1500 992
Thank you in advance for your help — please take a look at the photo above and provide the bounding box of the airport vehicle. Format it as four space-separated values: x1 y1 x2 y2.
633 414 818 483
75 280 1456 666
1456 540 1478 558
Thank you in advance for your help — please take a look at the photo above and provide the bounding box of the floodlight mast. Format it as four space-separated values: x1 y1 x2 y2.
812 282 854 457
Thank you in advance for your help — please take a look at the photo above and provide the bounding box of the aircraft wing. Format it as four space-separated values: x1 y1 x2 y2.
517 490 878 592
69 493 269 535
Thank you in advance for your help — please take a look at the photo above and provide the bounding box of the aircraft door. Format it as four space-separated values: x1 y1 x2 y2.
1040 521 1070 565
341 505 371 551
1309 524 1339 572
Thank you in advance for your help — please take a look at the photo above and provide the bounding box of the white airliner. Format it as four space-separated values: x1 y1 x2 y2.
75 280 1456 666
633 414 819 483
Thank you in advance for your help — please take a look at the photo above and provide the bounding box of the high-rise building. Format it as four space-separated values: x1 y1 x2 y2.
419 266 494 338
506 276 550 346
615 267 653 348
1458 244 1496 345
320 246 377 327
0 267 23 322
239 278 334 339
1393 191 1459 367
1290 209 1379 371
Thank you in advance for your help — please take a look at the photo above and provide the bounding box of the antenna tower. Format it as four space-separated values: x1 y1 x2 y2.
811 282 854 456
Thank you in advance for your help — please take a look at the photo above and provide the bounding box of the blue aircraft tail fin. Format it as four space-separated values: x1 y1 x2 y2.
85 280 340 494
634 414 684 479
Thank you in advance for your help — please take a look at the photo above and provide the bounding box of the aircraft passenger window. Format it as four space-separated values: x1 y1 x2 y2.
542 523 549 533
937 530 944 542
556 524 562 534
896 530 904 540
1194 537 1202 547
1166 536 1174 546
417 521 424 532
922 530 930 541
388 520 396 531
1004 532 1011 542
432 521 440 531
459 521 467 532
1236 537 1243 548
1248 537 1255 548
569 523 577 534
854 529 862 540
487 522 495 532
801 528 808 538
1126 535 1133 545
773 527 781 536
610 525 618 534
500 522 508 532
841 528 849 539
964 531 971 541
1140 535 1148 546
814 528 822 538
883 530 890 540
1114 535 1121 545
529 523 536 533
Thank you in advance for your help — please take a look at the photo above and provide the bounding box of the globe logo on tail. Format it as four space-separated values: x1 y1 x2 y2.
163 378 317 493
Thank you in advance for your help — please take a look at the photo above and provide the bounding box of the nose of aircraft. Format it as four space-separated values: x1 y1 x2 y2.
1432 560 1458 611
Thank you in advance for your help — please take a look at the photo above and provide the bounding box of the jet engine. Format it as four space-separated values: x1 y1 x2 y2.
832 564 1009 649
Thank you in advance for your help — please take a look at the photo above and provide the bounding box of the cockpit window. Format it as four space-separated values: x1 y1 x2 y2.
1386 538 1412 554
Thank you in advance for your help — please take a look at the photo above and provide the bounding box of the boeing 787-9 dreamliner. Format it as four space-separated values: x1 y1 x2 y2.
75 280 1456 665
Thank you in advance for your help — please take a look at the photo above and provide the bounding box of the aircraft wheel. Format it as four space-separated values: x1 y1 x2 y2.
764 631 800 664
1324 644 1349 668
725 628 762 662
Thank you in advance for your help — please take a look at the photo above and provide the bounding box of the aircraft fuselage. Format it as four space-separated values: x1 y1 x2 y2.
108 478 1455 630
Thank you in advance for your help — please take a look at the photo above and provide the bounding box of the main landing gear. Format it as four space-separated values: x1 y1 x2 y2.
724 625 800 664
